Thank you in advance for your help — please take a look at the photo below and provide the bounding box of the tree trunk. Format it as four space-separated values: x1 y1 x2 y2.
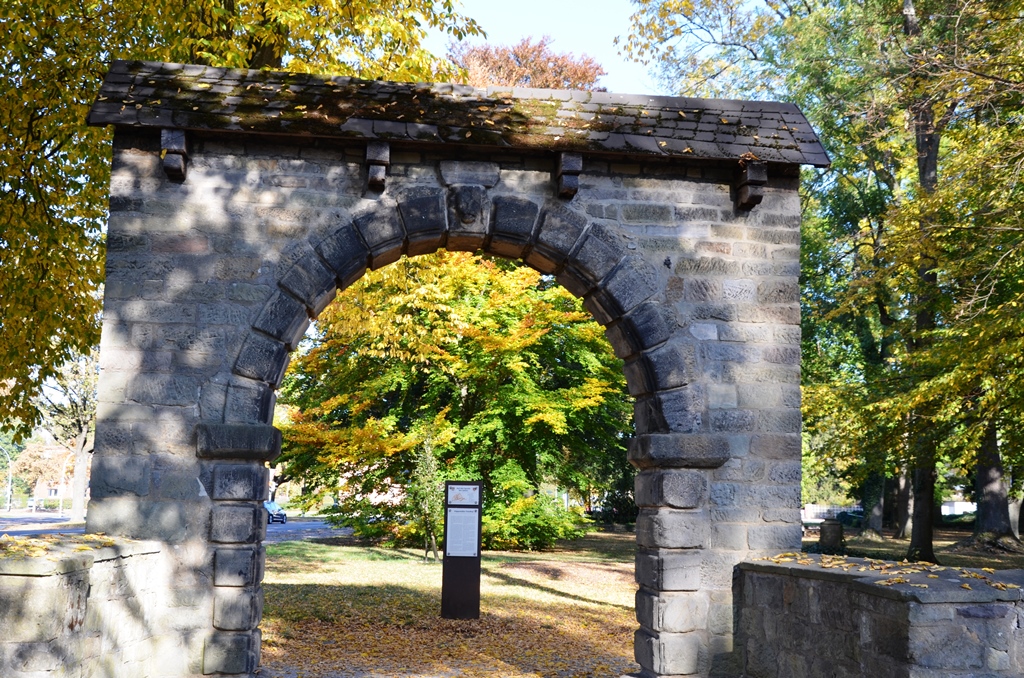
894 471 914 539
862 470 885 537
902 0 950 565
69 431 90 523
907 465 939 563
974 421 1014 538
430 532 440 562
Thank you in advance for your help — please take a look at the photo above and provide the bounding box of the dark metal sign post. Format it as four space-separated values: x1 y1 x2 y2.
441 480 483 619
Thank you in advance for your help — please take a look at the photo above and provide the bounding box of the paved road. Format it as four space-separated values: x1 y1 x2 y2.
0 510 85 537
0 510 348 542
264 517 351 542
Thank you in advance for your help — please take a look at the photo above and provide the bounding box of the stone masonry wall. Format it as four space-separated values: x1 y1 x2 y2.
736 555 1024 677
88 127 803 677
0 537 168 678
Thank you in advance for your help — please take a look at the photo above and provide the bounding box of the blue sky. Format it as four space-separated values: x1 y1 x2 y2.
423 0 665 95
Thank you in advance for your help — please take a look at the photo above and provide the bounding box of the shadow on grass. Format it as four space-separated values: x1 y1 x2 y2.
482 566 634 612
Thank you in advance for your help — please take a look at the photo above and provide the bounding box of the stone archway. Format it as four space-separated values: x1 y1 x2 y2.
85 59 826 678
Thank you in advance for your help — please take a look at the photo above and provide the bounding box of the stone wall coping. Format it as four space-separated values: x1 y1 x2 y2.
740 554 1024 604
0 534 162 577
86 60 830 168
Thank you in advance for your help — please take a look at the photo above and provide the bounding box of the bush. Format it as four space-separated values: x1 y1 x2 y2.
482 493 590 550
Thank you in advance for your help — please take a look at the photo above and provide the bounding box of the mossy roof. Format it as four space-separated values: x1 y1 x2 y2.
87 60 830 167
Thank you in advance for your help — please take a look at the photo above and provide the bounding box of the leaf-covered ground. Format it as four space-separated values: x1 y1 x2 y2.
805 527 1024 569
257 531 640 678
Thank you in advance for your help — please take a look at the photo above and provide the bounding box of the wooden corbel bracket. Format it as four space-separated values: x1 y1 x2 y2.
366 141 391 191
556 152 583 199
161 128 190 182
734 159 768 211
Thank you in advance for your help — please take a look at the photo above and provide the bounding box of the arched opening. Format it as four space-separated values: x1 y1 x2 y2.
220 191 665 675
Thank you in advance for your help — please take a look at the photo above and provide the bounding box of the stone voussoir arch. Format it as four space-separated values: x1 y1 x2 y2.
79 58 827 678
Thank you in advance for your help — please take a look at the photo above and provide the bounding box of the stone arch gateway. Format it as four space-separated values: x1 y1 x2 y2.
84 60 828 678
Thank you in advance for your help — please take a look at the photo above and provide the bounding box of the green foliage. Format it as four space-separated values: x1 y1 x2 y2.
277 252 631 548
626 0 1024 554
0 0 482 434
482 462 591 550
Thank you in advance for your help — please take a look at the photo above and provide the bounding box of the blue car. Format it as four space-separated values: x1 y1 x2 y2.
264 501 287 524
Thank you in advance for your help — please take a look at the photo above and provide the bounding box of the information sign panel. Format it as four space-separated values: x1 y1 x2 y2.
445 508 479 557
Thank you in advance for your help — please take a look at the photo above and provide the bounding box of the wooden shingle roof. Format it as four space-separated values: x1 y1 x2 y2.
88 60 829 168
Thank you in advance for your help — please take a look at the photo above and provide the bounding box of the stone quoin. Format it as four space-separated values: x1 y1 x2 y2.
79 59 829 678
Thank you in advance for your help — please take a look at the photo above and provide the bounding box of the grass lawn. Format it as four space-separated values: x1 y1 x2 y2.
259 530 640 678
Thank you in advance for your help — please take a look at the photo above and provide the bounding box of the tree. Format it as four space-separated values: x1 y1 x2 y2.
450 36 606 90
33 349 99 522
0 0 482 434
11 438 70 507
408 440 445 561
276 252 631 548
624 0 1024 560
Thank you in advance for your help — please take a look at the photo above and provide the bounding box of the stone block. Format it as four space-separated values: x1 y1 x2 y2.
622 301 672 351
747 524 802 551
657 385 706 434
628 434 730 469
279 252 337 315
446 185 490 251
196 423 282 462
399 193 447 255
684 277 722 302
623 357 656 397
603 321 641 360
233 333 289 386
621 202 674 223
737 383 800 409
582 288 619 325
354 207 405 269
633 395 669 434
602 256 660 317
489 195 539 258
634 628 702 676
689 323 719 341
750 433 801 460
202 630 258 675
315 222 370 290
636 548 703 591
635 470 708 509
645 341 698 390
565 223 624 287
85 497 192 542
224 379 276 425
636 590 710 633
758 408 802 433
90 456 151 498
213 586 263 630
526 205 587 273
636 509 708 549
213 547 262 587
439 160 500 187
211 504 263 544
708 384 738 409
711 523 749 551
212 463 269 501
126 374 200 407
710 409 757 433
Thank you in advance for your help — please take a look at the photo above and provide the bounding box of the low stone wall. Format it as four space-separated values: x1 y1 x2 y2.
735 554 1024 677
0 535 165 678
